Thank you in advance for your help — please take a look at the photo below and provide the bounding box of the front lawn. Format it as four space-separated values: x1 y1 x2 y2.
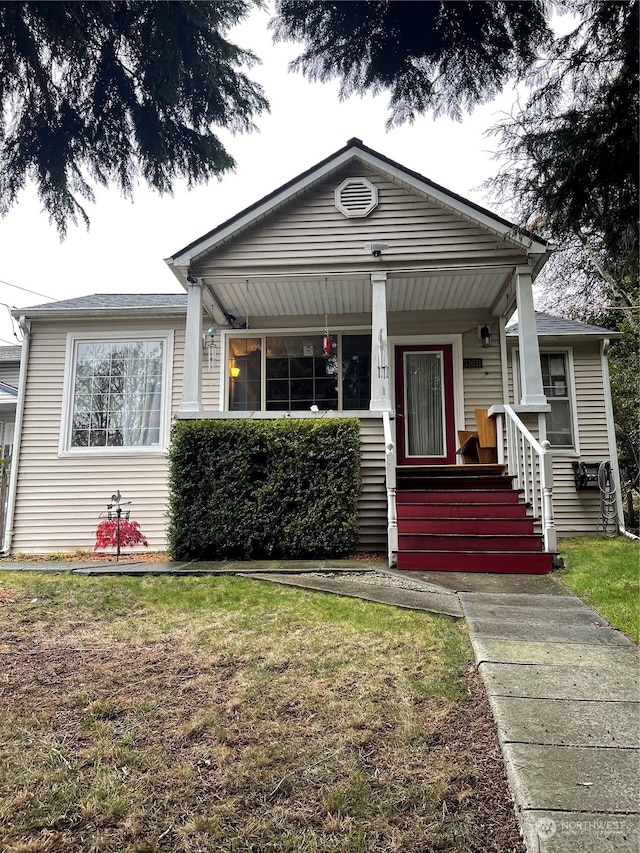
0 572 523 852
557 536 640 643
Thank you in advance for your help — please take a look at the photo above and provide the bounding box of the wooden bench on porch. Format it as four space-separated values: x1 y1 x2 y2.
457 409 498 464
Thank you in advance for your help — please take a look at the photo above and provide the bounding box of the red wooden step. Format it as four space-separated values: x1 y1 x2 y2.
398 518 535 535
396 551 553 573
398 534 543 552
397 502 529 519
398 476 515 491
397 489 522 504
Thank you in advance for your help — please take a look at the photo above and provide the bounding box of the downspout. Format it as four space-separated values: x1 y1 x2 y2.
1 316 30 556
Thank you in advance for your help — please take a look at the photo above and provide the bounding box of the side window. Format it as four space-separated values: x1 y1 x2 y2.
540 353 574 447
63 335 171 452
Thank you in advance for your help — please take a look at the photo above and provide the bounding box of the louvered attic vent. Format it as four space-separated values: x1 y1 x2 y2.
334 177 378 218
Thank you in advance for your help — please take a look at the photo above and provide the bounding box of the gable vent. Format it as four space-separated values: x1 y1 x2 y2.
335 177 378 218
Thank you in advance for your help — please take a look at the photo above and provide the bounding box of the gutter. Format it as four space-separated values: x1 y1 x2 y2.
1 317 30 556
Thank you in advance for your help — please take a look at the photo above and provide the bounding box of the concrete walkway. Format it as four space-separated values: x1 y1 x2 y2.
1 558 638 851
404 570 640 853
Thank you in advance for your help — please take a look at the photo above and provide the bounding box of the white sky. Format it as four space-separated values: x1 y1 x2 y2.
0 4 548 347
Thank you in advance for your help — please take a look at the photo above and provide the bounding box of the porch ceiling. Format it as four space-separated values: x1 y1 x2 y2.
202 267 514 321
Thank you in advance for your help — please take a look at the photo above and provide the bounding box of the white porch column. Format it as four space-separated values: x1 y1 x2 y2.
515 265 547 406
370 271 391 411
179 279 203 413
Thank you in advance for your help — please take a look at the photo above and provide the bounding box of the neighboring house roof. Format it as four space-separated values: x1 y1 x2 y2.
167 137 549 272
506 312 621 338
0 345 21 361
0 382 17 411
13 293 187 321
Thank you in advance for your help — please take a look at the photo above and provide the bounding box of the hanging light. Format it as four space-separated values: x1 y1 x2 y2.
480 324 492 348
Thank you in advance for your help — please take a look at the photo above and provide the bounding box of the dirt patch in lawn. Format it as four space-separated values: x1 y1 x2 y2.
0 578 524 852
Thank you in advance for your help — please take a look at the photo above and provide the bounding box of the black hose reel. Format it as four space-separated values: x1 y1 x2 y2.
573 461 602 490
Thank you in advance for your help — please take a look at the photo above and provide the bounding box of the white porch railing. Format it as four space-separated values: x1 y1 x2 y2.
493 405 557 554
382 410 398 567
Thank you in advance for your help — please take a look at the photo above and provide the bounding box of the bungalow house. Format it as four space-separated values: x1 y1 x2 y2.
3 139 624 569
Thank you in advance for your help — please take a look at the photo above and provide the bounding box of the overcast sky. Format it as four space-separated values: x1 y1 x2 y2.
0 4 563 347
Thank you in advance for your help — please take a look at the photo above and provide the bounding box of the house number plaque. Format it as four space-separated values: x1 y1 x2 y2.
463 358 483 369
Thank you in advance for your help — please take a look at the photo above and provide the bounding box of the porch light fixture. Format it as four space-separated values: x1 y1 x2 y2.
480 325 492 348
229 359 240 378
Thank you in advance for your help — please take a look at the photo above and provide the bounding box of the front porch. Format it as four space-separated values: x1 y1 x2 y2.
167 138 559 571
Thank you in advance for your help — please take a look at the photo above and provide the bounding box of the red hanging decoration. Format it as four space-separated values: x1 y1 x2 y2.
323 336 332 356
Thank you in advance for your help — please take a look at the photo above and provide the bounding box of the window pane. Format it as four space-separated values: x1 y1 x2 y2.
540 353 573 447
342 335 371 409
265 335 338 410
70 339 164 448
547 400 573 446
228 338 262 410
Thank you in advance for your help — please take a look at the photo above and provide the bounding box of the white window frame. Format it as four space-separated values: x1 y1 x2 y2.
220 326 373 412
513 347 579 455
59 330 174 456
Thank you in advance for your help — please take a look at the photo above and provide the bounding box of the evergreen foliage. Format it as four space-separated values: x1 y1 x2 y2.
0 0 267 234
271 0 551 124
167 418 361 560
490 0 638 321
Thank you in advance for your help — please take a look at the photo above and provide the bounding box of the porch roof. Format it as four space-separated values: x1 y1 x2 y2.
506 312 621 339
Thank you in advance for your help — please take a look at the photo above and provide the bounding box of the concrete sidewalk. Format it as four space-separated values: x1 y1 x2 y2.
1 558 638 850
406 571 640 853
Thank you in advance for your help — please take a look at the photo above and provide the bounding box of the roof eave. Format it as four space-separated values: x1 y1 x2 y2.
506 330 621 340
11 305 187 322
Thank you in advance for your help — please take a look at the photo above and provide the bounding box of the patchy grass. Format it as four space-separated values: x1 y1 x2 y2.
0 573 524 852
558 536 640 643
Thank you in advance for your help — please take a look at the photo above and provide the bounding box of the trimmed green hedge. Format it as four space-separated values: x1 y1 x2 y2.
167 418 361 560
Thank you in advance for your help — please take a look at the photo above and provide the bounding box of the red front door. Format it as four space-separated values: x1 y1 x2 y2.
395 344 456 465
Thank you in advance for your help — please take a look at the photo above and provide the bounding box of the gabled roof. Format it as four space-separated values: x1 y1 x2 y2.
13 293 187 321
506 312 620 338
167 137 549 272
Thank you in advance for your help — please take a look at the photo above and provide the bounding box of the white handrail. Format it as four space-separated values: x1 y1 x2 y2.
382 411 398 567
497 405 557 554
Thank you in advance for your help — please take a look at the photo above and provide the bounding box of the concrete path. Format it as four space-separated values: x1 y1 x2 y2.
406 571 639 853
1 558 638 851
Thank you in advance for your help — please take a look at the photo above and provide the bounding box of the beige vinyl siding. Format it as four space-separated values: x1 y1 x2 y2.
506 341 613 535
552 344 611 535
358 416 386 552
193 164 526 279
11 316 189 554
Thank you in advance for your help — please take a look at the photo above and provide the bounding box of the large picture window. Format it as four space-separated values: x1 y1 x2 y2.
228 333 371 411
64 335 171 451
